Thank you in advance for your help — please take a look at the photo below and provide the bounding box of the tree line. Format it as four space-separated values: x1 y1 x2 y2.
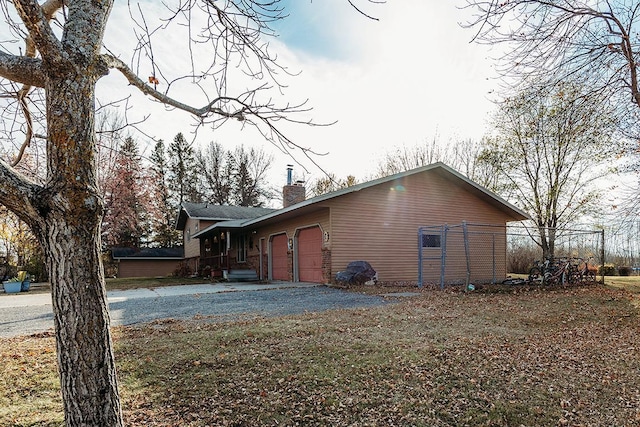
0 127 276 277
100 131 275 249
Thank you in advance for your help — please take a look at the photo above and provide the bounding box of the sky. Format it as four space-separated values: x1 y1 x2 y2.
93 0 500 192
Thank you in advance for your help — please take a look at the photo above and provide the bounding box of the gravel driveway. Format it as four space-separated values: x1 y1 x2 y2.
0 284 389 338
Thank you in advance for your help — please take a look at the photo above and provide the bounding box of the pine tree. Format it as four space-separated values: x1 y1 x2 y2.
168 133 200 205
149 140 181 247
231 145 273 207
233 147 258 206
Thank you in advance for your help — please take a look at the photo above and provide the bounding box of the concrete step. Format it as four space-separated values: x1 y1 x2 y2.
226 269 259 281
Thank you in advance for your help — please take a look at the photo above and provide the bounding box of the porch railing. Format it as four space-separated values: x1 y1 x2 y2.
201 254 229 271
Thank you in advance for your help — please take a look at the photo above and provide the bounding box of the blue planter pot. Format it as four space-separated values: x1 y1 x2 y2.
3 281 22 293
21 280 31 292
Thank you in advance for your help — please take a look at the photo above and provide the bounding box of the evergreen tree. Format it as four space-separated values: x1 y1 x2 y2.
168 132 200 205
149 140 181 247
232 145 274 207
233 146 258 206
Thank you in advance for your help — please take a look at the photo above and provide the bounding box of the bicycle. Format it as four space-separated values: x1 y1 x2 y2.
528 257 575 286
572 257 597 283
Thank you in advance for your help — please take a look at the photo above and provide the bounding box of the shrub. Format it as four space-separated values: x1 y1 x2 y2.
201 265 211 278
173 261 192 277
598 264 616 276
618 266 632 276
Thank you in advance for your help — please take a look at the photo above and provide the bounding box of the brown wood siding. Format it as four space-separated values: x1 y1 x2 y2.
183 217 201 259
183 219 217 260
326 172 514 283
212 169 517 284
118 260 182 278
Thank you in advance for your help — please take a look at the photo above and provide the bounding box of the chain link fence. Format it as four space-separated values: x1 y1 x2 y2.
418 222 604 288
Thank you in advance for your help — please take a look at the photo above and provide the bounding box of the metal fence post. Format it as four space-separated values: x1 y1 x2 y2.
462 221 470 288
492 233 496 284
440 224 448 290
418 227 423 288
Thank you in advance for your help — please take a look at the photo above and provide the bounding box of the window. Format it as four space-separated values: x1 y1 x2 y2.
421 234 441 248
237 234 247 262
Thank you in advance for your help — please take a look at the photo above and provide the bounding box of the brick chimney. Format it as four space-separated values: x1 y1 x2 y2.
283 165 306 208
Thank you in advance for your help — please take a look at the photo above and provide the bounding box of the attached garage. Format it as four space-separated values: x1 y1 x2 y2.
296 226 323 283
270 234 289 280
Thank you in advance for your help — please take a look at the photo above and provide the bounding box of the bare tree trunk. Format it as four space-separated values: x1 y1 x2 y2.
39 70 123 426
44 217 122 426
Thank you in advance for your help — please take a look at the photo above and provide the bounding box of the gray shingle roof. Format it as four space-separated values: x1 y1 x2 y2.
183 163 530 236
176 202 277 230
182 202 276 219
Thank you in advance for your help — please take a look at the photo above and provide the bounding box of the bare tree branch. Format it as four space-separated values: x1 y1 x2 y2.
12 0 64 65
0 157 42 226
102 51 333 171
0 52 45 86
347 0 382 21
3 0 64 167
464 0 640 110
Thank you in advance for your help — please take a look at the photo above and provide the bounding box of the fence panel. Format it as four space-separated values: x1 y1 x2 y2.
419 223 603 288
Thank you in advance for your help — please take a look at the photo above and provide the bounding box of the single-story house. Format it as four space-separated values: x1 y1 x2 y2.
176 162 529 285
110 247 185 278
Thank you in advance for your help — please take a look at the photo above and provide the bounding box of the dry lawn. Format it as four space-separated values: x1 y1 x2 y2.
1 284 639 426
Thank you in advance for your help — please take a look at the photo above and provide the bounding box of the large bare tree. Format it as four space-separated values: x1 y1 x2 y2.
0 1 377 425
478 83 619 259
464 0 640 117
